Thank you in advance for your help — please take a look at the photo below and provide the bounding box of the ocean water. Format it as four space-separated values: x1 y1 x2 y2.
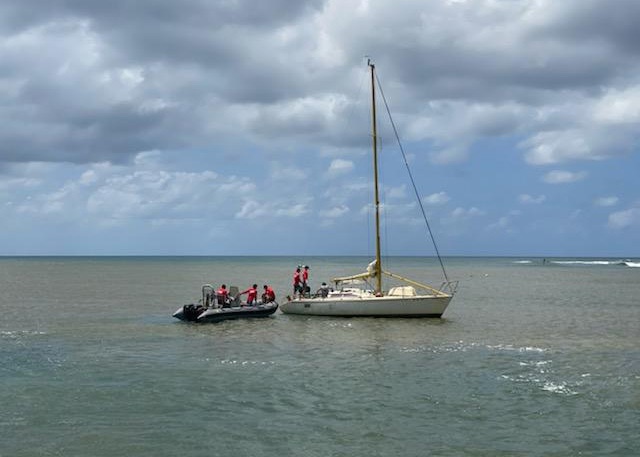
0 256 638 456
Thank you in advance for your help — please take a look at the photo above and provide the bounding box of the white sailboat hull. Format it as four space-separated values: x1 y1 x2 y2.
280 294 452 317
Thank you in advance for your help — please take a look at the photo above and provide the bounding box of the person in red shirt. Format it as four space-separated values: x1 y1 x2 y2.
293 267 302 297
302 265 310 297
240 284 258 306
262 284 276 303
216 284 230 306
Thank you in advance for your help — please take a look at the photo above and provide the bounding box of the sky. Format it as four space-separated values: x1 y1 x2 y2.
1 0 639 257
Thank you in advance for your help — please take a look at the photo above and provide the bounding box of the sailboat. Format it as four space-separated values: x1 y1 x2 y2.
280 61 458 317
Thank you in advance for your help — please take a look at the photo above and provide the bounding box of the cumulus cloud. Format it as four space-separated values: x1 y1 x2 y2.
485 209 535 233
86 170 223 220
608 207 640 229
358 201 419 222
519 194 546 204
423 191 450 205
522 127 634 165
236 199 310 220
428 145 470 165
442 207 484 222
270 165 308 181
319 205 349 218
593 87 640 124
327 159 354 177
440 206 486 230
276 203 309 218
487 216 515 233
385 185 407 200
594 196 618 207
79 170 99 186
17 181 82 216
235 200 267 220
542 170 587 184
451 207 485 218
8 161 273 226
0 176 41 191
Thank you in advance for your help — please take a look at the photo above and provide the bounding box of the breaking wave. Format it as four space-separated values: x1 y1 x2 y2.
511 259 639 267
550 259 639 267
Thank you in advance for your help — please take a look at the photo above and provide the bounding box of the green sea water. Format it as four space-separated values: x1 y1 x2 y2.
1 256 638 456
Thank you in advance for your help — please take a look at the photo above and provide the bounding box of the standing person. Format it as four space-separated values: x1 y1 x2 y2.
216 284 230 307
240 284 258 306
293 267 302 298
302 265 310 297
262 285 276 303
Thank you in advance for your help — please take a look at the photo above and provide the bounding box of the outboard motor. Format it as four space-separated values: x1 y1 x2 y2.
183 304 204 321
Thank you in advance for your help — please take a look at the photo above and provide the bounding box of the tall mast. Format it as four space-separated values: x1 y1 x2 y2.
369 60 383 294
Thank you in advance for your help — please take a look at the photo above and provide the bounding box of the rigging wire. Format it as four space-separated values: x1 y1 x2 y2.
377 133 391 272
374 72 450 283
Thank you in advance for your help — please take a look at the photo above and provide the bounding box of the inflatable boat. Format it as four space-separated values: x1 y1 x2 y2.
173 284 278 323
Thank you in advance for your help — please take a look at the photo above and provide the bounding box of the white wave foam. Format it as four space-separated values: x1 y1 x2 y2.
501 361 579 396
219 359 276 366
400 341 483 354
519 360 551 367
542 381 578 395
1 330 46 338
328 322 354 328
400 342 549 355
551 260 621 266
487 344 547 353
551 259 640 267
513 260 532 264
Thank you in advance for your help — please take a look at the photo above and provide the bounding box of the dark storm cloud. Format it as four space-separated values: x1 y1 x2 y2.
345 1 636 104
1 0 324 34
1 0 326 71
0 102 170 164
1 0 639 167
0 0 327 165
534 0 640 56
